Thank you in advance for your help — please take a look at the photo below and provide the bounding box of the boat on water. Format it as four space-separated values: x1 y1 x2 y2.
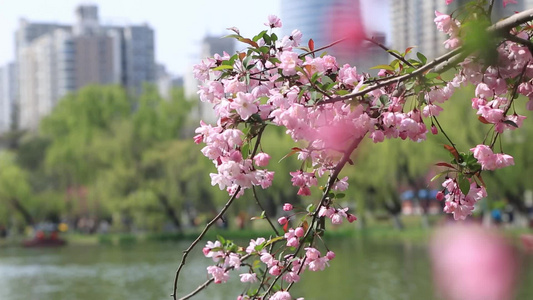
22 228 66 248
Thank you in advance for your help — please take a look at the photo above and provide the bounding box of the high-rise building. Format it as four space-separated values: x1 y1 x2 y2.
15 5 155 131
281 0 388 71
390 0 533 62
390 0 448 61
0 62 17 133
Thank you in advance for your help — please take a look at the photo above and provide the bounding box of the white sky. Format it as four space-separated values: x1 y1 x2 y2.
0 0 389 76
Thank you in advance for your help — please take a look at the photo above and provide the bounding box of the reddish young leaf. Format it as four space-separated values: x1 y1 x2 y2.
238 37 259 48
443 144 460 162
435 162 456 169
478 116 490 124
283 221 289 233
308 38 315 51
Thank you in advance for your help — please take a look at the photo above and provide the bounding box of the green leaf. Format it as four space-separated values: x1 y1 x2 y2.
253 30 268 42
222 34 242 40
336 193 345 199
416 52 427 65
241 143 250 157
425 72 439 80
379 95 389 105
370 64 395 71
503 120 518 128
430 171 447 182
458 174 470 196
306 203 315 213
212 65 234 71
335 90 351 96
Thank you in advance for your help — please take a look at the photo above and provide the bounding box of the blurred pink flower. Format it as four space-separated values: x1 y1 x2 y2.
430 225 518 300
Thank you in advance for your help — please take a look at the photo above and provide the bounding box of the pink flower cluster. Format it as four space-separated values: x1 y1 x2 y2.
195 121 274 197
470 145 515 170
441 178 487 220
203 230 335 291
318 206 357 225
434 11 461 49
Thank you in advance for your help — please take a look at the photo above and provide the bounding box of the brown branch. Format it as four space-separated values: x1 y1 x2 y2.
172 187 241 300
365 37 415 68
252 186 280 236
317 7 533 106
298 38 346 58
319 47 464 105
263 135 366 297
178 254 253 300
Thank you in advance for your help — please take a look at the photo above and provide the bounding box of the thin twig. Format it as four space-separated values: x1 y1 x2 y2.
252 186 280 236
172 187 241 299
298 38 346 58
365 37 415 68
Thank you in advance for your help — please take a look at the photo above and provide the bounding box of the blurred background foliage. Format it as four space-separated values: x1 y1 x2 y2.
0 82 532 234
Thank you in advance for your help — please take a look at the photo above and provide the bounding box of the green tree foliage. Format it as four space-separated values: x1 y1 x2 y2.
0 152 34 225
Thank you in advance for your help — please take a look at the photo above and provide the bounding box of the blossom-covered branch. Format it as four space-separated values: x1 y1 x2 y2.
174 2 533 299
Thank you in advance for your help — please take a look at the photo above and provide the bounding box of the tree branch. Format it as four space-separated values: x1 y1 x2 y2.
172 187 241 299
365 37 415 68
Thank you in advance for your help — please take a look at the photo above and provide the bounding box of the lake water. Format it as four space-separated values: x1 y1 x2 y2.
0 237 532 300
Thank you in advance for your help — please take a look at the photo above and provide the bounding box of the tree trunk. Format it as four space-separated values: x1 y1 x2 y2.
9 197 34 226
158 194 182 233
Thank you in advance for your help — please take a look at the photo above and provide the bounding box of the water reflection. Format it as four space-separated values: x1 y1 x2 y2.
0 239 531 300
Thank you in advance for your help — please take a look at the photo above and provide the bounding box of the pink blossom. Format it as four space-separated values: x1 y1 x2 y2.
308 257 329 271
271 291 292 300
246 238 266 254
225 253 241 269
434 11 453 33
265 15 282 28
318 206 335 218
475 83 494 99
282 271 301 283
283 203 293 211
331 209 347 225
278 216 288 225
326 251 336 260
239 273 258 283
285 228 300 247
333 176 349 191
203 240 224 262
253 152 271 167
278 51 300 76
297 186 311 196
305 247 321 260
207 265 230 284
231 92 258 120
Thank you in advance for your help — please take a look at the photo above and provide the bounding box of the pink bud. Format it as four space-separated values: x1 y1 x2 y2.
326 251 336 260
347 213 357 223
278 217 288 225
295 227 304 237
283 203 293 211
431 124 438 135
436 191 445 201
202 247 210 256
